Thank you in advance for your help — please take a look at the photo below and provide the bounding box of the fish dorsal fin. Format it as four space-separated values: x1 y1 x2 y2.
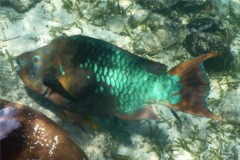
137 58 168 75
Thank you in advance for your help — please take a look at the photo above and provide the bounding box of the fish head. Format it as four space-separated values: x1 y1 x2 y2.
16 46 59 96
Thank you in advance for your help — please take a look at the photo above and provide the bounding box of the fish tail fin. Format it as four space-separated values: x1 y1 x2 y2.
167 53 225 121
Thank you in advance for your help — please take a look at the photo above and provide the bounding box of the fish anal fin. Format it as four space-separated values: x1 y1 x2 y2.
168 53 225 121
116 106 159 120
169 101 225 121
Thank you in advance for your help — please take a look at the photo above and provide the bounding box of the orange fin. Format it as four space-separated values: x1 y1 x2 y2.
168 53 225 121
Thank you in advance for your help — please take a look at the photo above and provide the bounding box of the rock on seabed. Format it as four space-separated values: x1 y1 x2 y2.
0 0 42 13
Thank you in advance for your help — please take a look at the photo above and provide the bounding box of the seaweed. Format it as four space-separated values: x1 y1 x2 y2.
5 49 16 72
111 153 132 160
0 10 23 23
0 50 16 81
62 0 76 12
210 147 224 160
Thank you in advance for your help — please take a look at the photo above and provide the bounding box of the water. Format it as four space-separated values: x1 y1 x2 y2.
0 0 240 159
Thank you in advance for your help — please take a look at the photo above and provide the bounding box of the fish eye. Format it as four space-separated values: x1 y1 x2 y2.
33 55 40 63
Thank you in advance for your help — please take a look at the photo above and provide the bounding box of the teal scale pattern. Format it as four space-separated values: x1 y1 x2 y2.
77 38 183 114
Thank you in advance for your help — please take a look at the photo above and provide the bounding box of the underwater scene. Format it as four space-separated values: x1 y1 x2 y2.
0 0 240 159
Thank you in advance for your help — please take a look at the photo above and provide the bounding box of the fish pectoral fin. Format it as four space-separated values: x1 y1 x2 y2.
43 74 76 101
138 58 168 75
116 106 159 120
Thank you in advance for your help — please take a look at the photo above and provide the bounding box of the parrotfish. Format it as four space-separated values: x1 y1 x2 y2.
0 99 88 160
16 35 224 121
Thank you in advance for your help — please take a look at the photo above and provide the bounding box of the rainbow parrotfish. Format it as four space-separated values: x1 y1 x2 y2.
16 35 224 121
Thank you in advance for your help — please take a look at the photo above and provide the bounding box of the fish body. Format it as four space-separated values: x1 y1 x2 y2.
17 35 224 121
0 99 88 160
